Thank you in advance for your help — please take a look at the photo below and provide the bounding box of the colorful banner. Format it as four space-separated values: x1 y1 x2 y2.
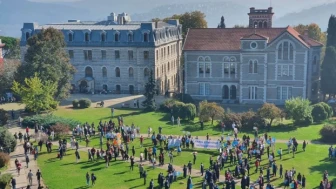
194 139 221 149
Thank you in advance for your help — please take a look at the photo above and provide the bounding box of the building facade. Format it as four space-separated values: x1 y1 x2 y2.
20 12 183 94
183 7 323 105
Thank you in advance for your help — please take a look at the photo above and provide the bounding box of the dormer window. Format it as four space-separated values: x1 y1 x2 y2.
68 33 73 42
128 33 133 42
25 32 30 41
144 33 149 42
84 32 90 42
101 32 106 42
115 33 119 42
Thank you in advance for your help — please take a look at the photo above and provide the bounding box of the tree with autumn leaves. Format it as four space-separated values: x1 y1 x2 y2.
199 101 224 125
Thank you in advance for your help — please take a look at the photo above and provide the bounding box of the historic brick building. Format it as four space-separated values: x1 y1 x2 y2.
183 7 323 104
20 12 183 94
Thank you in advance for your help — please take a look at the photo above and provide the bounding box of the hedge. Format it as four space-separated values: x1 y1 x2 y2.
312 103 328 123
79 98 91 109
0 173 11 189
320 125 336 143
22 114 81 129
72 99 79 109
160 99 196 120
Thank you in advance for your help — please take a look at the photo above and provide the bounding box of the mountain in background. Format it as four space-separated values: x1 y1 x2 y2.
1 0 336 37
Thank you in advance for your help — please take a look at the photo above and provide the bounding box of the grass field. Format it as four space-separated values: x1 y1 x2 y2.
37 147 204 189
54 107 329 141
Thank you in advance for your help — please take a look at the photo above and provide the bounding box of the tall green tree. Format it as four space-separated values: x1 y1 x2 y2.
0 36 20 59
15 28 75 101
321 46 336 96
217 16 226 28
142 70 156 111
285 97 313 125
12 73 58 113
327 15 336 47
152 11 207 37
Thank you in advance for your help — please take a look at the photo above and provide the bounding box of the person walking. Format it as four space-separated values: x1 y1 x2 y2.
25 154 30 168
130 156 135 171
11 177 16 189
86 172 90 186
149 179 154 189
302 140 307 152
27 170 33 186
91 173 96 186
75 149 80 163
187 161 192 175
36 169 42 187
187 176 192 189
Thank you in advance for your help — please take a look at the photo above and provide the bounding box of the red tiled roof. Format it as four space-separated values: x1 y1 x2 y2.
241 33 268 40
183 26 323 51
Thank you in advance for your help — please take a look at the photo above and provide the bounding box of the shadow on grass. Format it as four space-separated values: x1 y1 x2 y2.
73 186 90 189
309 159 336 189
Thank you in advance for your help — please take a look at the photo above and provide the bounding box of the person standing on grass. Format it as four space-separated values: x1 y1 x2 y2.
143 170 147 185
11 177 16 189
27 170 33 186
140 136 143 147
75 149 80 163
187 176 192 189
91 173 96 186
200 163 204 176
139 164 144 178
187 161 192 175
279 164 283 178
132 146 135 157
36 169 42 187
149 179 154 189
85 172 90 186
130 156 135 171
302 175 306 188
303 140 307 152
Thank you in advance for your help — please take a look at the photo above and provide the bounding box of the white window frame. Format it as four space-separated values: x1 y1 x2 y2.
277 86 292 100
277 65 293 77
248 86 258 100
199 83 210 96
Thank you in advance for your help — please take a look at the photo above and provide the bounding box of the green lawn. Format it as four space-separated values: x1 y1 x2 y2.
37 147 204 189
54 107 329 141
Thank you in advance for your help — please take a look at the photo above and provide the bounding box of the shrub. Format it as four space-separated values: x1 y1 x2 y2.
72 99 79 109
0 109 9 126
79 98 91 109
50 123 70 139
181 103 197 121
319 102 333 118
0 152 10 168
320 125 336 143
240 111 266 131
312 103 328 123
160 99 196 121
285 97 312 125
22 114 80 129
160 99 178 113
174 93 195 104
0 173 12 189
0 128 16 153
199 101 224 125
222 113 241 128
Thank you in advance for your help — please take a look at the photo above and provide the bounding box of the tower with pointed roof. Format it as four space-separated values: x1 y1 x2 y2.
248 7 274 28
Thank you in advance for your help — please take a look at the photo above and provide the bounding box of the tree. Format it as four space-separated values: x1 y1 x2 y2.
12 73 58 113
285 97 313 125
142 70 156 111
0 36 20 59
199 101 224 125
0 128 16 153
312 103 328 123
217 16 226 28
321 46 336 96
326 15 336 47
153 11 207 37
15 28 76 101
257 103 281 126
0 109 9 126
293 23 326 44
0 59 20 94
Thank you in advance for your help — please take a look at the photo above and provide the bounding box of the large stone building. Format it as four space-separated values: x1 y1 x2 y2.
20 13 183 94
183 7 323 105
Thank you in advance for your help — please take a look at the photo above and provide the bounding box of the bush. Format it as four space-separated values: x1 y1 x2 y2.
312 103 328 123
240 111 266 131
0 109 9 126
319 102 333 118
160 99 178 113
0 152 10 168
22 114 80 129
72 99 79 109
50 123 70 139
181 103 197 121
222 113 241 128
79 98 91 109
285 97 312 125
160 99 196 121
0 128 16 153
320 125 336 143
0 173 12 189
174 93 195 104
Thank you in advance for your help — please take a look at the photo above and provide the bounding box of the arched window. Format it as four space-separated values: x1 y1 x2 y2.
129 85 134 94
115 67 120 77
230 57 236 62
102 67 107 77
278 41 294 60
129 67 134 78
116 85 121 94
161 65 163 74
254 22 258 28
249 60 258 73
103 84 108 91
168 62 170 72
198 57 204 62
156 68 159 78
263 22 267 28
115 33 119 42
68 33 73 42
128 33 133 42
85 67 93 77
85 32 90 42
168 47 170 55
144 68 149 78
222 85 229 99
25 32 30 40
230 85 237 99
144 33 149 42
259 22 263 28
101 33 106 42
223 57 230 62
